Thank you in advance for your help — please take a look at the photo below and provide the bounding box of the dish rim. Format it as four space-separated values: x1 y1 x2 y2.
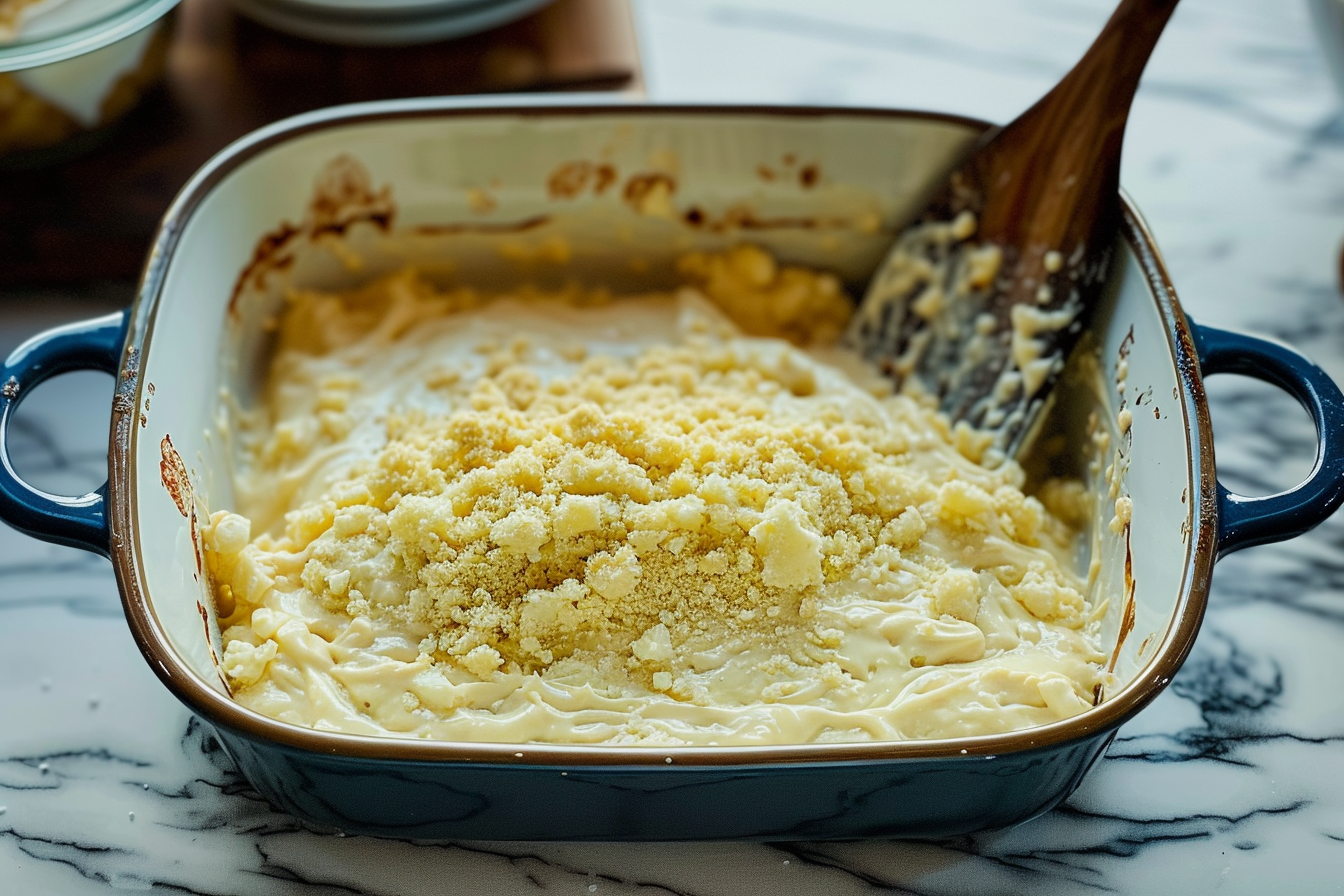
108 97 1216 767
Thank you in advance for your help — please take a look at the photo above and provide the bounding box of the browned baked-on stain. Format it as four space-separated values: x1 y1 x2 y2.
160 435 192 518
1107 533 1137 674
161 434 206 579
190 508 201 581
1138 634 1155 658
782 153 796 166
228 222 300 314
410 215 552 236
1117 325 1135 362
230 156 396 314
197 602 213 656
546 162 620 200
678 203 866 234
308 154 396 237
623 172 677 207
756 164 777 182
798 163 820 189
1153 407 1161 419
593 163 617 195
547 160 595 199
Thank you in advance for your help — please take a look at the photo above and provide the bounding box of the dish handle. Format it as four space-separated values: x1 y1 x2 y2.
0 312 128 558
1190 319 1344 558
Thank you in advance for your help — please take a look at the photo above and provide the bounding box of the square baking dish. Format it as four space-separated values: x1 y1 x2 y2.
3 97 1342 840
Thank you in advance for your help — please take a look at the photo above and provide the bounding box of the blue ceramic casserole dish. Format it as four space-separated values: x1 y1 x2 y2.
3 97 1343 840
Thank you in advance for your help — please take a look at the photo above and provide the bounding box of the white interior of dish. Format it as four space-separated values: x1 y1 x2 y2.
132 106 1196 730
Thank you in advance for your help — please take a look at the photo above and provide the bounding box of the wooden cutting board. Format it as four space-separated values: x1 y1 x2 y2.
0 0 640 284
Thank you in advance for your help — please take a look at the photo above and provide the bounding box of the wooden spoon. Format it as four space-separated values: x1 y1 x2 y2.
848 0 1179 454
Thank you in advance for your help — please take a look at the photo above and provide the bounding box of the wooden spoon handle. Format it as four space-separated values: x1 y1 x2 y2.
979 0 1179 245
1060 0 1180 126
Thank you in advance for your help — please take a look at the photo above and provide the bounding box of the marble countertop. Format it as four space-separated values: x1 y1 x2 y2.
4 0 1344 892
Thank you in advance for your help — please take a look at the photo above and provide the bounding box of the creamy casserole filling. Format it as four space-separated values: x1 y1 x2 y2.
204 245 1105 746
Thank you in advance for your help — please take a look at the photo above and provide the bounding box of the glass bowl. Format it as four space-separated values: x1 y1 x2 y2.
0 0 179 167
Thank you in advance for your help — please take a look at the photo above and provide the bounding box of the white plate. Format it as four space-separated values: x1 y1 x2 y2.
254 0 506 21
230 0 554 46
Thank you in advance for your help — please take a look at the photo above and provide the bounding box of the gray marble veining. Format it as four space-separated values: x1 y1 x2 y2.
4 0 1344 891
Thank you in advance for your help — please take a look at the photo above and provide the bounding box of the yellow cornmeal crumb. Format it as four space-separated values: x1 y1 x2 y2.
205 246 1102 746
